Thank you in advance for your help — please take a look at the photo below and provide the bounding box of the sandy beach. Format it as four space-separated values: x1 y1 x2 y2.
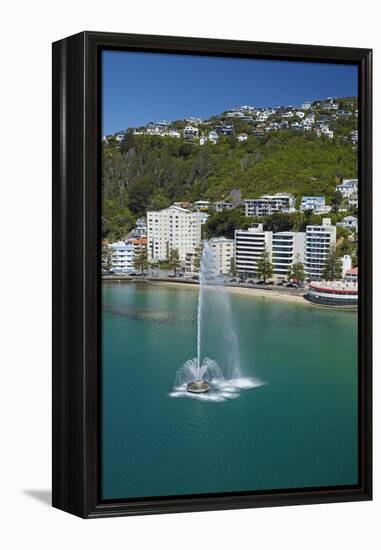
103 277 308 305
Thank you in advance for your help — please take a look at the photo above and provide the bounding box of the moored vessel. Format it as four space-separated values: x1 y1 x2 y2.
304 280 358 309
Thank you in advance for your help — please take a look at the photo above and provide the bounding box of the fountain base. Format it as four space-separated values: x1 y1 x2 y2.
186 380 210 394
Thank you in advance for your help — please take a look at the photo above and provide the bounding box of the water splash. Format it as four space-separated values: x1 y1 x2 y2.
171 242 264 401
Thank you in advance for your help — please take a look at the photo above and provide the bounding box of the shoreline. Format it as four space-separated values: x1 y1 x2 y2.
102 276 308 305
151 280 308 305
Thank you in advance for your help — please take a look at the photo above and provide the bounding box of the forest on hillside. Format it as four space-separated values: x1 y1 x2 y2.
102 130 357 242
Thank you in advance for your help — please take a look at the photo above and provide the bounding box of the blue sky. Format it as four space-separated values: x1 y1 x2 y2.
102 50 358 135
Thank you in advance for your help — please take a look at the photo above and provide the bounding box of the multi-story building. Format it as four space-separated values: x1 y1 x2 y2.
336 179 358 198
300 196 331 213
208 237 235 275
337 215 358 232
109 241 135 273
271 232 305 279
130 217 147 238
183 125 199 139
147 205 203 262
244 193 295 217
127 236 147 253
304 218 337 280
234 224 272 275
214 200 233 212
221 125 234 136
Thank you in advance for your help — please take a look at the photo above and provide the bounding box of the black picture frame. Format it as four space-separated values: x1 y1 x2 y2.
52 31 372 518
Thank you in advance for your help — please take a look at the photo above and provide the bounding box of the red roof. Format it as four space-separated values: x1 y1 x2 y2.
346 267 358 275
309 283 357 295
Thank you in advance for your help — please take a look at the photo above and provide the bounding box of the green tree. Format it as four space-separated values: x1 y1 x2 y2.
101 244 112 272
288 255 305 284
322 247 343 281
255 248 273 283
263 212 294 232
230 257 238 277
204 208 251 239
133 246 148 274
331 190 343 213
168 248 181 275
192 244 203 272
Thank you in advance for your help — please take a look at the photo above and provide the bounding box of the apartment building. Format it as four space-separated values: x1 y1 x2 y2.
234 224 272 275
244 193 295 217
304 218 337 280
272 232 306 278
147 205 203 262
209 237 235 275
109 241 135 273
300 196 331 213
335 179 358 198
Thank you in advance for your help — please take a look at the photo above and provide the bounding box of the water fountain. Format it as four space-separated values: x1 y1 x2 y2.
171 242 263 401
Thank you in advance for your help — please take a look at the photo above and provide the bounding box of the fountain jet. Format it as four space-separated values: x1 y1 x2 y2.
171 241 262 401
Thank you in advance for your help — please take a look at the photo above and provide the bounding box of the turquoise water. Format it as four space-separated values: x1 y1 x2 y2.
101 281 358 500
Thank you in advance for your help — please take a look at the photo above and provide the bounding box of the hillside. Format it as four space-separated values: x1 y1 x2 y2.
102 99 358 241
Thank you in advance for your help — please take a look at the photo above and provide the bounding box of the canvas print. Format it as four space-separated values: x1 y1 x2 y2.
101 50 359 501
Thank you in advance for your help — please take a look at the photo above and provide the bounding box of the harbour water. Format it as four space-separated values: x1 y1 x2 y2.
101 281 358 500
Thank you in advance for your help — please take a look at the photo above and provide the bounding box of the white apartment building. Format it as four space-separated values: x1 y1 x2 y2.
208 237 235 275
109 241 135 273
272 232 306 279
147 205 203 262
304 218 337 280
300 196 331 213
234 224 272 275
337 215 358 232
336 179 358 198
183 125 199 139
245 193 295 217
